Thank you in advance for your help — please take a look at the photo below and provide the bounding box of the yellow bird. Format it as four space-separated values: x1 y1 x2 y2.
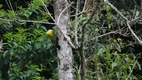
46 29 54 36
46 29 56 40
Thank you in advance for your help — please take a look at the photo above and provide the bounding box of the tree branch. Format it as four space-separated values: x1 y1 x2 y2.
89 30 120 41
127 21 142 44
106 0 142 45
74 0 80 47
0 18 55 25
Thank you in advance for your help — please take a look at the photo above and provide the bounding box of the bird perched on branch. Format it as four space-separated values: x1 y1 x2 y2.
46 29 60 49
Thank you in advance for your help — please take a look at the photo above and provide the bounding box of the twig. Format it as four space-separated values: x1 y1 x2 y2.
126 59 138 80
89 30 119 41
74 0 80 47
5 0 11 10
127 21 142 44
57 2 73 24
0 18 55 25
131 16 142 22
40 0 56 22
106 1 128 21
83 0 88 12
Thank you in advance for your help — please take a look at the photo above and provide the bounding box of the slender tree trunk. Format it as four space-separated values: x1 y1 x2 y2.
53 0 73 80
83 0 93 11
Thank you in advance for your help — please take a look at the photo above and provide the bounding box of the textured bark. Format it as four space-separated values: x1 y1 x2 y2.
83 0 93 11
53 0 73 80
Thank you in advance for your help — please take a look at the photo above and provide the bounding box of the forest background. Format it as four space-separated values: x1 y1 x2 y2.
0 0 142 80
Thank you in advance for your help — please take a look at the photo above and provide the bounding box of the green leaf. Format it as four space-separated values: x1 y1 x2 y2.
107 13 113 20
40 26 47 31
136 61 141 70
46 43 52 49
3 50 9 58
111 62 117 69
116 72 120 79
0 4 3 9
35 43 41 49
97 48 105 56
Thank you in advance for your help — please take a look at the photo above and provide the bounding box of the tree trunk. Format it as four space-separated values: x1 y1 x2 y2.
53 0 73 80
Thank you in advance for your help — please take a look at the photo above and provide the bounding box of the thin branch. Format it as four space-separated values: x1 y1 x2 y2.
5 0 11 10
40 0 56 22
126 59 138 80
83 0 88 12
74 0 80 47
127 21 142 44
0 18 55 25
131 16 142 22
8 0 13 10
57 2 73 24
106 1 128 21
74 0 80 79
89 30 120 41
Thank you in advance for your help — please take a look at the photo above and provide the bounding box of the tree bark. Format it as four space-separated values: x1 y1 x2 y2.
83 0 93 11
53 0 73 80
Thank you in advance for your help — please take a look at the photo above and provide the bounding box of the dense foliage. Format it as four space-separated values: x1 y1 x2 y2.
0 0 57 79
